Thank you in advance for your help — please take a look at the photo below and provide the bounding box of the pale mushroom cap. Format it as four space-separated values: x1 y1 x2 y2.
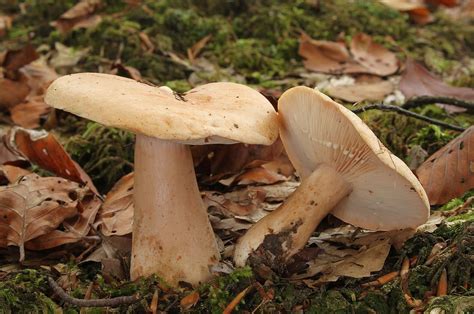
278 86 429 231
45 73 278 145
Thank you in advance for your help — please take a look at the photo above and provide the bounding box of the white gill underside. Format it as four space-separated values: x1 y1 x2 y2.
279 91 427 230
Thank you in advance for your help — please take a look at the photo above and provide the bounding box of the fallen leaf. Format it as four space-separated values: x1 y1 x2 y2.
3 45 39 77
0 15 12 37
8 127 97 193
409 7 434 24
416 126 474 205
0 174 82 261
0 165 31 184
192 139 284 184
400 59 474 113
292 232 392 284
111 63 142 81
19 58 59 95
326 80 394 102
96 173 134 236
187 35 212 63
0 79 30 108
350 33 399 76
26 190 101 251
299 32 399 76
10 96 51 128
51 0 102 33
378 0 433 24
234 167 289 185
298 33 366 74
50 43 89 70
180 291 200 310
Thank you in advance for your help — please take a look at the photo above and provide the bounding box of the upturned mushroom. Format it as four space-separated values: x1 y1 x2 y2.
234 86 429 267
45 73 279 285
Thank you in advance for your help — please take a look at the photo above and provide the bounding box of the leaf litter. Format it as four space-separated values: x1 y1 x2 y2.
0 0 473 311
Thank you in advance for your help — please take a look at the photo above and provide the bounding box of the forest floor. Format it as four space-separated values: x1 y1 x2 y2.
0 0 473 313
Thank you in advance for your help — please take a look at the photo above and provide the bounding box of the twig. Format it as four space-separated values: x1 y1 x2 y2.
47 277 140 308
402 96 474 111
352 104 465 132
223 285 253 314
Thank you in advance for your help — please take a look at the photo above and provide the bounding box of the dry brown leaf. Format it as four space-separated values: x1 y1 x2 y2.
235 167 288 185
326 80 394 102
0 79 30 108
0 15 12 37
192 139 284 184
26 189 101 251
298 33 366 74
51 0 102 33
0 165 31 184
350 33 399 76
180 291 200 310
3 45 39 76
8 127 98 193
97 173 134 236
10 96 51 128
187 35 212 63
416 126 474 205
0 174 82 261
292 232 392 284
19 58 59 95
111 63 142 81
400 59 474 113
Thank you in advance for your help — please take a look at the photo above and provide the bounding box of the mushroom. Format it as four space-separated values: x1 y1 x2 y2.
45 73 278 285
234 86 429 267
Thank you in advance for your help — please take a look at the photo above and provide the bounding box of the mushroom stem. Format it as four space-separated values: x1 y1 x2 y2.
131 135 220 286
234 164 352 267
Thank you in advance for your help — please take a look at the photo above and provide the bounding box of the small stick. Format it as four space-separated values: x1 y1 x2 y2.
48 277 140 308
352 104 465 132
223 285 253 314
361 271 399 287
437 268 448 296
402 96 474 111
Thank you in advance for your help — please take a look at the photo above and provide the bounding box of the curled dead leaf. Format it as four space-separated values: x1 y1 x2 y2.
350 33 399 76
97 173 134 236
10 96 51 128
416 126 474 205
180 291 200 310
26 189 101 251
0 79 30 108
8 127 98 193
326 80 394 102
400 59 474 113
3 45 39 77
298 33 365 74
0 174 82 261
51 0 102 33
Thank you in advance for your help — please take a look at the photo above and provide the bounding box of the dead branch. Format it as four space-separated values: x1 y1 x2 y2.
47 276 140 308
402 96 474 111
352 104 465 132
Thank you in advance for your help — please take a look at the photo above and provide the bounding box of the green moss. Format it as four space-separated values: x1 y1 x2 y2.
65 122 134 193
0 270 59 313
309 290 352 313
198 267 254 313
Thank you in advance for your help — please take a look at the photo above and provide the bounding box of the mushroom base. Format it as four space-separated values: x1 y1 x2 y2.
131 135 220 286
234 164 352 267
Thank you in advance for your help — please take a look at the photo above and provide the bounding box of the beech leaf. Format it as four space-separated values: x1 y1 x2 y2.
416 126 474 205
0 174 82 261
